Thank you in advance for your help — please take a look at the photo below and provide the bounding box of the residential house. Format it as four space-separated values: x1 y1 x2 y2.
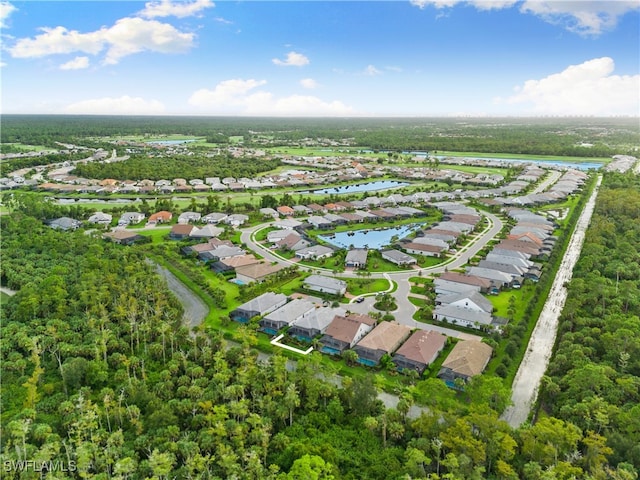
411 237 450 249
289 306 348 341
259 298 316 334
267 229 294 243
276 233 310 252
295 245 334 261
230 292 288 323
478 260 527 278
148 211 172 224
169 224 195 240
435 272 491 294
433 303 493 329
319 313 377 355
260 208 279 219
354 321 412 366
324 213 347 225
465 267 513 288
178 211 202 224
189 224 223 239
273 218 303 230
345 249 368 268
87 212 113 225
392 330 447 374
303 274 347 296
438 340 493 383
235 262 285 284
292 205 312 215
202 212 228 224
224 214 249 227
118 212 145 226
381 249 417 266
47 217 82 230
277 205 295 216
403 242 445 257
307 216 333 229
437 290 493 314
103 230 146 245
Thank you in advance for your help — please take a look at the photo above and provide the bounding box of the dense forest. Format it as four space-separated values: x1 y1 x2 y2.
72 155 282 182
2 115 638 157
1 193 638 479
540 173 640 471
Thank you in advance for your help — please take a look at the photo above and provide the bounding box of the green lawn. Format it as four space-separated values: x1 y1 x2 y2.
345 277 391 296
136 227 172 243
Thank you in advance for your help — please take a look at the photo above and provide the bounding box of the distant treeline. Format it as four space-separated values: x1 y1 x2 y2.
72 154 282 181
2 115 638 157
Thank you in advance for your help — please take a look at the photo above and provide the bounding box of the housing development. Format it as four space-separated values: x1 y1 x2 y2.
1 116 639 479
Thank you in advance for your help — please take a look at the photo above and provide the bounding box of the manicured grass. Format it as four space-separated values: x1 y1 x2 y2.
136 227 172 243
486 284 536 319
408 296 428 307
345 277 391 296
2 143 51 152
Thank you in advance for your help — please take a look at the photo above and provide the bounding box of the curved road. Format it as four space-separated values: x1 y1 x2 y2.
501 175 602 428
153 264 209 329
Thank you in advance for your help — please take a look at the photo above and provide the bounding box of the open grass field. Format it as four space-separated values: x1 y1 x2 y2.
2 143 52 152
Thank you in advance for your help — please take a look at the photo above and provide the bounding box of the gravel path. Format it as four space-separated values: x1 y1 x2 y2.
154 264 209 329
501 175 602 428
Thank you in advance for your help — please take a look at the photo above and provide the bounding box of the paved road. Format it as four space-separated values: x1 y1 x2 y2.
530 169 562 194
501 175 602 428
153 264 209 329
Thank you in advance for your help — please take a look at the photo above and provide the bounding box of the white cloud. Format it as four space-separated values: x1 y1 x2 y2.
520 1 640 36
59 56 90 70
9 26 105 58
0 61 6 68
503 57 640 116
188 78 354 116
0 1 16 28
102 17 195 64
410 0 639 35
410 0 460 8
300 78 318 89
363 65 382 76
272 51 310 67
189 78 268 107
8 17 195 65
65 95 166 115
139 0 214 19
410 0 517 9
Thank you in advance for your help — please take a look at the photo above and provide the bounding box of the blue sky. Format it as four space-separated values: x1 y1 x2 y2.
1 0 638 116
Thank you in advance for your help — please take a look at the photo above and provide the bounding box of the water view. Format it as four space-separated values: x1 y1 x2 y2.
145 139 198 146
320 223 424 249
306 180 410 195
439 156 603 171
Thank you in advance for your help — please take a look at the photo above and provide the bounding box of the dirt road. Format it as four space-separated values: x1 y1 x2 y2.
501 175 602 428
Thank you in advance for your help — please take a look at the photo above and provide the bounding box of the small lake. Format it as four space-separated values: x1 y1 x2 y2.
438 156 602 171
145 139 197 146
320 223 423 249
305 180 409 195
